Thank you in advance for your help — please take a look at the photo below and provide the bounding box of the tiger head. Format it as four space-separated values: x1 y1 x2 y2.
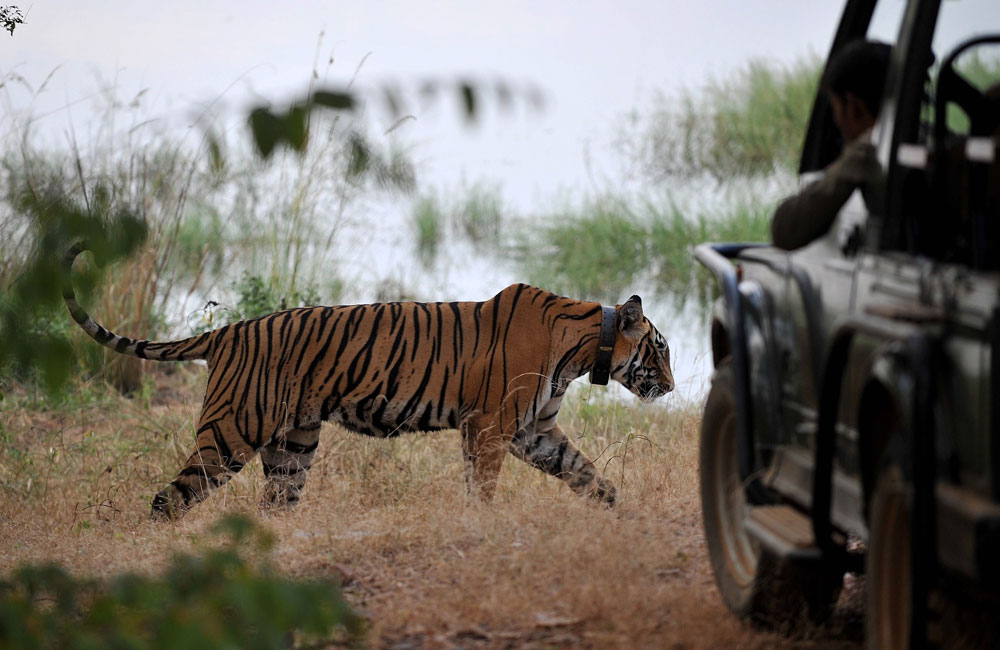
611 295 675 402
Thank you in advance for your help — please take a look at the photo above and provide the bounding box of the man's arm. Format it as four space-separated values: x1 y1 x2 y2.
772 137 878 250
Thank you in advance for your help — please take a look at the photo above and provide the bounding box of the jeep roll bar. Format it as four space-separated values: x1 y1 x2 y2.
693 242 768 499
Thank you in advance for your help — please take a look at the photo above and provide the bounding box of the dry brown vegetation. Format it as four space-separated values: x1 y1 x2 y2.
0 366 862 649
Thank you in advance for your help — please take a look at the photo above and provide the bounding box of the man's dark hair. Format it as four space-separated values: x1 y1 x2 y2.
822 39 893 116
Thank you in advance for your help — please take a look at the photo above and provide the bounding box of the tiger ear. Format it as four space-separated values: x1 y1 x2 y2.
617 295 644 340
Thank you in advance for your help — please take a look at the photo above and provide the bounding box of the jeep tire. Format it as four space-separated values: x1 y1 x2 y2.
700 360 842 628
865 463 910 649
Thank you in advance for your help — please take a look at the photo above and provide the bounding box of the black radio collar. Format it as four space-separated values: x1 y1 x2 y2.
588 305 616 386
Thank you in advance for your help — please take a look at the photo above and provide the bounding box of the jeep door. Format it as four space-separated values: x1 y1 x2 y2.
853 0 1000 503
766 0 907 524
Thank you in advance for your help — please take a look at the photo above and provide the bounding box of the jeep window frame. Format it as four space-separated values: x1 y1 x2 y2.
879 0 942 253
796 0 945 254
797 0 881 176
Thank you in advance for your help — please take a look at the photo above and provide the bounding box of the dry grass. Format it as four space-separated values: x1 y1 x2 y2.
0 366 861 649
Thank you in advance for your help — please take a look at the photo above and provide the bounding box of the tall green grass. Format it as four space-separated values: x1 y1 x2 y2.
457 182 504 244
514 194 772 301
516 195 650 300
412 194 444 267
410 181 505 268
624 55 821 184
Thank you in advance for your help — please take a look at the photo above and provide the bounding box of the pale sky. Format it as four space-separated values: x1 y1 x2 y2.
3 1 845 208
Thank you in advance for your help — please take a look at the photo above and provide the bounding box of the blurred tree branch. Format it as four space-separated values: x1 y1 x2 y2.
1 5 24 36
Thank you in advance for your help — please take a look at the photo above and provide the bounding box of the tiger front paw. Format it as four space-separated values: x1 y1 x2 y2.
591 479 617 507
260 481 303 510
150 484 188 521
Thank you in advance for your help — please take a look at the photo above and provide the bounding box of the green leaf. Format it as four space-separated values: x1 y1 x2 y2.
459 82 477 123
248 107 282 159
311 89 355 111
285 104 309 152
347 132 371 178
205 132 226 175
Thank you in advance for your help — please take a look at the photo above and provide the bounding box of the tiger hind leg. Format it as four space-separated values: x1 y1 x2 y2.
509 423 616 506
259 426 320 508
461 414 512 503
151 418 257 520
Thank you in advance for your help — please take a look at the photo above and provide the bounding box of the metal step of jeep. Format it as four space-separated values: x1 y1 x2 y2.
745 505 823 563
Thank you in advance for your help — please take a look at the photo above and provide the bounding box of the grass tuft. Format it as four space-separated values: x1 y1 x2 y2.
410 182 506 268
412 194 443 268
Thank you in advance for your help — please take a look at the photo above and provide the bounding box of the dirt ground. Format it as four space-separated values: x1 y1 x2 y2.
0 366 864 649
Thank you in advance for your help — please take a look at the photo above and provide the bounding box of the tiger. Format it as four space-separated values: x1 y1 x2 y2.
64 244 674 519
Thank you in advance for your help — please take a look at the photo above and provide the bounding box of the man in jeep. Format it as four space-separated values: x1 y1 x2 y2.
771 39 891 250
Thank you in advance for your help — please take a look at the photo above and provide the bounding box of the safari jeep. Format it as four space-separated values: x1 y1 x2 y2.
694 0 1000 647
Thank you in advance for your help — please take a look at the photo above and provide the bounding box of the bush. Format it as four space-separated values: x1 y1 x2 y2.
0 188 147 393
0 515 361 650
232 273 322 321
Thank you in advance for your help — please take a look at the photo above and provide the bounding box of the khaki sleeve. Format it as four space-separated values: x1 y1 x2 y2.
771 138 878 251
